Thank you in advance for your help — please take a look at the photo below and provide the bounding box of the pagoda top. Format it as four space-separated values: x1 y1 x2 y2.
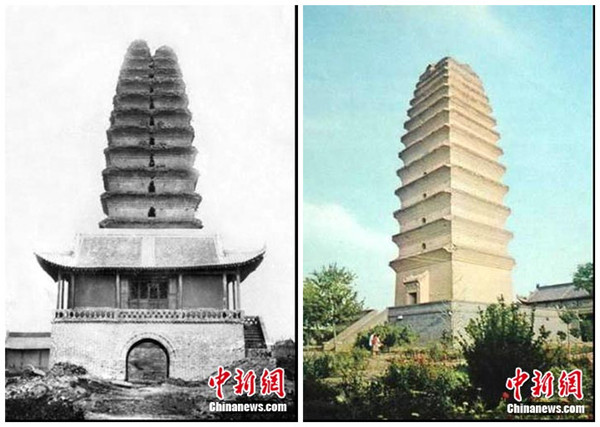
418 56 482 84
101 40 202 229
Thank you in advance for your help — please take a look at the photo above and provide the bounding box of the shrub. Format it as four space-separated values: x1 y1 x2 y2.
49 362 87 377
304 353 335 379
5 396 85 421
304 349 369 380
304 377 347 420
367 361 471 420
355 324 415 351
303 349 370 420
458 298 551 408
579 314 593 342
332 348 369 379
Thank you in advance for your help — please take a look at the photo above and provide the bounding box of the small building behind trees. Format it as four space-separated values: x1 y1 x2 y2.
518 282 593 342
518 282 592 311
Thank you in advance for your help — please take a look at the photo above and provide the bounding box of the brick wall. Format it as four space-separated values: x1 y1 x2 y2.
50 321 244 380
388 300 572 345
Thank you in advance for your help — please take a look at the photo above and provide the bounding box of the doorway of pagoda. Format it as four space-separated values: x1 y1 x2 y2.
126 339 169 383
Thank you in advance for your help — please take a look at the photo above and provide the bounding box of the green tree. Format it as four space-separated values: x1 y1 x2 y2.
458 298 551 408
562 263 594 342
573 262 593 295
303 264 364 345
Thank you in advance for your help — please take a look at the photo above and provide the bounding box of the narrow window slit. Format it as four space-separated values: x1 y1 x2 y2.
149 154 155 167
148 207 156 217
148 181 156 193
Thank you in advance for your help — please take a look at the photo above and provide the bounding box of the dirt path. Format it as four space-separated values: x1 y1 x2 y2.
78 382 216 419
7 358 296 421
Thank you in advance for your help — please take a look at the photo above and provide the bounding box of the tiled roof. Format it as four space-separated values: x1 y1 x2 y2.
35 230 265 279
521 282 590 304
6 332 52 350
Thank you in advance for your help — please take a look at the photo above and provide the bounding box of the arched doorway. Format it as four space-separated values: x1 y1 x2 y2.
126 339 169 383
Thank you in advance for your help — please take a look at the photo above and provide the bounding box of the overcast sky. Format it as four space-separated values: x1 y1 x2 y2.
304 6 592 309
5 6 295 341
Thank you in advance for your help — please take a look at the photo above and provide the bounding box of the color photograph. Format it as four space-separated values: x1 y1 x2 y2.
303 5 593 421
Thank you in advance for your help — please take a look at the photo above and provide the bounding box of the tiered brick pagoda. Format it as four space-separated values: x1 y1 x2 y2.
35 41 267 382
101 41 201 229
390 57 514 307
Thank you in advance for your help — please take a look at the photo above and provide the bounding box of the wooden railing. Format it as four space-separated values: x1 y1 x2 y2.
54 308 244 323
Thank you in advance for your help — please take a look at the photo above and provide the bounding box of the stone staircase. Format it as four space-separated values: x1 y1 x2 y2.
323 309 389 351
243 316 268 357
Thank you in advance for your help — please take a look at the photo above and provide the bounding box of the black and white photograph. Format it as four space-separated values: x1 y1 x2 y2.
5 5 296 421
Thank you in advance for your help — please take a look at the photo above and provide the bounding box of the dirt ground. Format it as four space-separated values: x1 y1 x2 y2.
6 357 296 421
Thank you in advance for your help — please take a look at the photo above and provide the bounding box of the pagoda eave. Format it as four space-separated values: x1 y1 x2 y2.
101 167 199 179
98 218 203 229
35 251 264 283
35 231 266 282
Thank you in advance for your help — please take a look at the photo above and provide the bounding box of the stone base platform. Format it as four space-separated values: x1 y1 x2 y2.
387 300 568 345
51 309 245 381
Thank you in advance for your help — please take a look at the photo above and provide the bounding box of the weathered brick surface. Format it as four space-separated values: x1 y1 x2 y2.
50 321 244 380
389 300 570 345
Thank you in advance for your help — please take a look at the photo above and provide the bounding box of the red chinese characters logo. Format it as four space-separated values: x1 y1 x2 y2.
558 369 583 400
505 368 584 401
208 366 232 400
233 368 257 397
260 368 286 398
208 366 286 399
531 369 554 398
505 367 530 402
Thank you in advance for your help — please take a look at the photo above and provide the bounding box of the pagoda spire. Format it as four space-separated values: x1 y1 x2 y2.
100 40 202 229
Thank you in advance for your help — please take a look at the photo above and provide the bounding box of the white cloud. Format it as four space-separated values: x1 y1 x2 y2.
303 202 396 310
304 202 385 251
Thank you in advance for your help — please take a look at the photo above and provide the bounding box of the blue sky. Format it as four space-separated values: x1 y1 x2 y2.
303 6 593 309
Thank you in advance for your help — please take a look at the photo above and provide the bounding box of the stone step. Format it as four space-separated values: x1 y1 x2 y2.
243 319 267 350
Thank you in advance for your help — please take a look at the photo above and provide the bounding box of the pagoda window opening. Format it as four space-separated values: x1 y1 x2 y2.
149 154 155 167
405 281 419 305
148 181 156 193
149 86 154 94
422 243 427 250
149 98 154 110
148 207 156 217
149 136 155 146
149 116 155 126
422 217 426 224
407 291 418 305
